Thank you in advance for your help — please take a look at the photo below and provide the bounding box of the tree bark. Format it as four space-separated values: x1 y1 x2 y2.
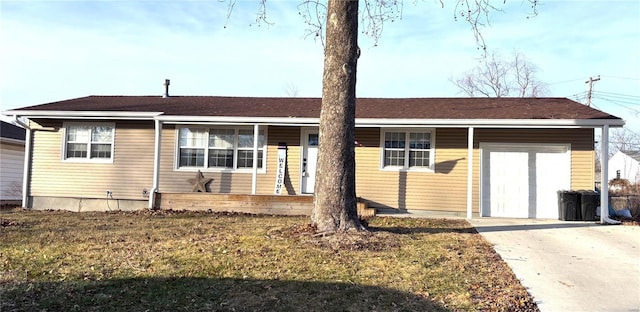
310 0 364 232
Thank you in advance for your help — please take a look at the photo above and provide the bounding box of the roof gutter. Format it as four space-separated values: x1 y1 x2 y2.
354 118 625 128
157 115 320 126
3 110 164 120
157 115 625 128
12 115 31 130
3 110 625 128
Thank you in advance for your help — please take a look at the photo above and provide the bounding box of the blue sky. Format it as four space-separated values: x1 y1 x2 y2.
1 0 639 128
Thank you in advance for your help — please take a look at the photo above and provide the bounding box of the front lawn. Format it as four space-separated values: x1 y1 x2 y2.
0 209 538 311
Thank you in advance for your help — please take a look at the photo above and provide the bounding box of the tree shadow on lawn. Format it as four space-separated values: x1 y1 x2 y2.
370 226 476 235
3 277 449 312
367 218 476 235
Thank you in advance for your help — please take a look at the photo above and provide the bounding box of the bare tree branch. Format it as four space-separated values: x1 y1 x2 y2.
284 81 301 97
452 0 538 52
453 0 499 52
611 128 640 155
361 0 403 46
221 0 272 28
298 0 328 44
451 50 548 97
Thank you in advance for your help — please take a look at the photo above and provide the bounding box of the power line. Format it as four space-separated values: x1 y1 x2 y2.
592 91 640 103
593 95 640 107
600 75 640 81
594 96 640 115
549 78 586 85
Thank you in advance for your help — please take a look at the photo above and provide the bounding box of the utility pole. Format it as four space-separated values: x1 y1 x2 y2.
585 75 601 107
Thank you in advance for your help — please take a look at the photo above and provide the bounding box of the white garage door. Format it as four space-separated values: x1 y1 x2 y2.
481 143 571 218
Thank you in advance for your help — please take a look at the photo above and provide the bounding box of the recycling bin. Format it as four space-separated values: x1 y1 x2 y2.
557 190 580 221
579 190 600 221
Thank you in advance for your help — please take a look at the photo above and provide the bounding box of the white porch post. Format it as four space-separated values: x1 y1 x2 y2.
22 127 32 208
600 124 621 224
149 119 162 209
251 124 259 195
467 127 474 219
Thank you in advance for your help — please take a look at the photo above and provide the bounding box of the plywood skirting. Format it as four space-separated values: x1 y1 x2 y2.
157 193 376 217
157 193 314 216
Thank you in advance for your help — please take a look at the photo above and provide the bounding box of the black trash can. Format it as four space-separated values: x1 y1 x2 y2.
557 190 580 221
579 190 600 221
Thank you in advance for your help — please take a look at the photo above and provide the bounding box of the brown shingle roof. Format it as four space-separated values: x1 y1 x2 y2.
11 96 620 120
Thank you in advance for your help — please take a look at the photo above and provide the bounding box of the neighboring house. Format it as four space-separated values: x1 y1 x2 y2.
608 150 640 183
0 120 26 205
3 95 624 219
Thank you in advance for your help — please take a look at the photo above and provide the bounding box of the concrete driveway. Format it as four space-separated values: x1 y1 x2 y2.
468 218 640 312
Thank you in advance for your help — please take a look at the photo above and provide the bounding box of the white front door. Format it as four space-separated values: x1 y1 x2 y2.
481 144 571 218
301 129 319 194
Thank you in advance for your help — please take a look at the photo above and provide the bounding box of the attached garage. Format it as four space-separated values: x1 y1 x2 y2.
480 143 571 219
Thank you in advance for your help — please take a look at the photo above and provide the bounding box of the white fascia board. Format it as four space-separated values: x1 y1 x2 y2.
3 110 163 120
354 118 625 128
156 116 625 128
156 115 320 126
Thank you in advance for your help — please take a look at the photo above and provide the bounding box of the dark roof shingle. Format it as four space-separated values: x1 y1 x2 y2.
11 96 620 120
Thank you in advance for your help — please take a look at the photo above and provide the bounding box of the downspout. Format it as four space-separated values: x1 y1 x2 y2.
13 115 30 130
251 124 259 195
13 116 56 208
600 124 621 225
466 127 474 219
21 124 32 208
149 119 162 209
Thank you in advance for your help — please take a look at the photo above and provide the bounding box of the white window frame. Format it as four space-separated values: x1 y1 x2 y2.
62 122 115 163
175 126 267 172
379 128 435 172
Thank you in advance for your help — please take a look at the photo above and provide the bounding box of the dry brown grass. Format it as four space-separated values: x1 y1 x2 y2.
1 209 538 311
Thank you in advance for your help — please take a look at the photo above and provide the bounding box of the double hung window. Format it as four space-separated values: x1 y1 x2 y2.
64 124 115 161
381 129 434 170
178 127 265 170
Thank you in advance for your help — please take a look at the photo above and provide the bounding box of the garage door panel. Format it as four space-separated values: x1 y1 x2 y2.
481 144 570 219
536 151 571 218
487 151 529 217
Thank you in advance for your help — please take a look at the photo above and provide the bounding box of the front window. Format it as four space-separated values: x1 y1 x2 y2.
381 129 434 170
178 127 266 170
64 124 115 161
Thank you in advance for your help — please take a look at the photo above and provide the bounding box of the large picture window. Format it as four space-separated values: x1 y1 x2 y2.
381 129 434 170
64 123 115 161
178 127 266 170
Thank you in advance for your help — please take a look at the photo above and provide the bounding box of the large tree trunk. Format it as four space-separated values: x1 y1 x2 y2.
311 0 364 232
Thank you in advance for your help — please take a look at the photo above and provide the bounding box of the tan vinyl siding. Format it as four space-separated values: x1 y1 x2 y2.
158 125 251 193
257 126 302 195
27 118 595 215
354 128 469 212
475 128 595 191
29 120 155 200
158 125 302 194
354 128 594 214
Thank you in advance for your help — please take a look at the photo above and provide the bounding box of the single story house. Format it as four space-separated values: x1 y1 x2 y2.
3 92 625 219
0 120 26 205
608 150 640 183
